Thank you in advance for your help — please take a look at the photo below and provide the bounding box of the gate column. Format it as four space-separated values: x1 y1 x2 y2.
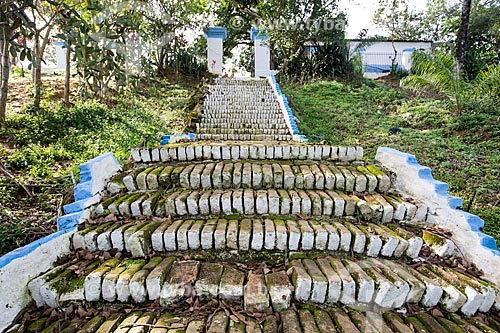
205 27 227 75
251 28 271 77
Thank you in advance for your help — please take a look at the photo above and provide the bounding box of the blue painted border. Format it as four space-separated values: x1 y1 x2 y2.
378 147 500 255
364 64 403 73
269 75 304 140
1 152 121 269
250 28 268 40
60 152 119 229
204 27 227 40
160 133 196 145
0 230 69 269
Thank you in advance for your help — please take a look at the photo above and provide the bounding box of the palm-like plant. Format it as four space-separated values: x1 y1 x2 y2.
402 51 468 116
475 64 500 103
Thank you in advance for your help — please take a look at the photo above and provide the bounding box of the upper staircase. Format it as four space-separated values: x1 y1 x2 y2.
196 78 294 141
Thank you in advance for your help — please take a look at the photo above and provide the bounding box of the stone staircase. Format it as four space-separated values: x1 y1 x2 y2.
7 79 500 333
195 78 294 141
12 141 500 332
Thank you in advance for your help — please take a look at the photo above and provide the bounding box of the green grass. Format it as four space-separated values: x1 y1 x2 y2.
1 80 191 180
0 78 194 255
283 80 500 246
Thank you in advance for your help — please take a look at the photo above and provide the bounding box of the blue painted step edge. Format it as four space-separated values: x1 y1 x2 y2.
0 230 69 269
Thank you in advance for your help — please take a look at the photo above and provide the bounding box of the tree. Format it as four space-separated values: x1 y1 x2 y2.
419 0 460 42
0 0 32 124
373 0 424 40
55 0 139 100
30 0 63 110
137 0 208 77
461 0 500 78
456 0 472 70
214 0 351 82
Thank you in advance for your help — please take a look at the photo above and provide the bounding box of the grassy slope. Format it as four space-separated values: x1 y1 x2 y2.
0 77 194 254
283 80 500 245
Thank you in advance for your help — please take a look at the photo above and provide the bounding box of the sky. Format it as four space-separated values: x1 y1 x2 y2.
339 0 428 38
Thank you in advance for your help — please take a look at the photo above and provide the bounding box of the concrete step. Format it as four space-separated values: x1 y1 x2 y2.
111 162 391 193
201 105 282 110
202 105 280 110
12 306 500 333
289 257 498 314
95 189 427 223
71 218 424 259
196 134 294 141
27 255 498 316
132 143 364 163
200 114 285 120
197 120 288 127
196 128 291 135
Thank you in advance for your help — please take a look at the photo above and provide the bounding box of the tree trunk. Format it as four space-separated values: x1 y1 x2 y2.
0 25 11 125
64 41 70 106
456 0 472 70
33 32 42 110
390 41 398 75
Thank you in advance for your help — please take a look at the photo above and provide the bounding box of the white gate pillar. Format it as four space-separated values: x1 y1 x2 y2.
204 27 227 75
251 28 271 77
402 48 416 71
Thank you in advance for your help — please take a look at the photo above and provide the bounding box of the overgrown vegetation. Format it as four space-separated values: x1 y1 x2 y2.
283 79 500 246
402 51 500 116
0 77 193 255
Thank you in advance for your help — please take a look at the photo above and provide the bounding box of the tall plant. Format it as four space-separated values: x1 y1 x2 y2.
475 64 500 102
402 51 467 116
0 0 33 124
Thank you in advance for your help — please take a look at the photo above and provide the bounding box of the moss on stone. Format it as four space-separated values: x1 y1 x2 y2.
365 165 386 176
63 276 85 294
27 318 47 333
422 230 446 246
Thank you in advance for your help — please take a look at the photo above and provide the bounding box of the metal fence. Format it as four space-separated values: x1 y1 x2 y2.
357 52 404 73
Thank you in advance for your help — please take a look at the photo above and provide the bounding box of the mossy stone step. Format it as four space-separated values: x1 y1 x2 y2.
196 134 294 141
131 143 364 164
14 299 500 333
72 218 423 259
28 255 498 316
95 189 426 224
109 161 390 193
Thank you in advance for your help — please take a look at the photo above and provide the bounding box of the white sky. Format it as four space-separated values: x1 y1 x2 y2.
339 0 428 38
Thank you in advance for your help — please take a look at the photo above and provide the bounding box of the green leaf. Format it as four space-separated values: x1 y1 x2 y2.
45 0 61 6
9 32 20 42
9 45 16 58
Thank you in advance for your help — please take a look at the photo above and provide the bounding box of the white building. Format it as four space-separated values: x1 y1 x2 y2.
349 39 433 78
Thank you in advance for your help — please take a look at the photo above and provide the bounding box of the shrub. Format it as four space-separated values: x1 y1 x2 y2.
402 51 467 115
475 64 500 102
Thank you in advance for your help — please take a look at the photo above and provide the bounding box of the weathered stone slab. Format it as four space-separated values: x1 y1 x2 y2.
290 260 312 302
195 263 223 299
219 266 245 300
207 311 228 333
281 309 302 333
265 271 292 311
244 273 270 312
146 256 175 300
316 257 341 304
160 261 200 306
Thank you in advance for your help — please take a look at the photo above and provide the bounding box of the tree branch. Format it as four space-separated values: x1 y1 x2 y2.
0 162 34 198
